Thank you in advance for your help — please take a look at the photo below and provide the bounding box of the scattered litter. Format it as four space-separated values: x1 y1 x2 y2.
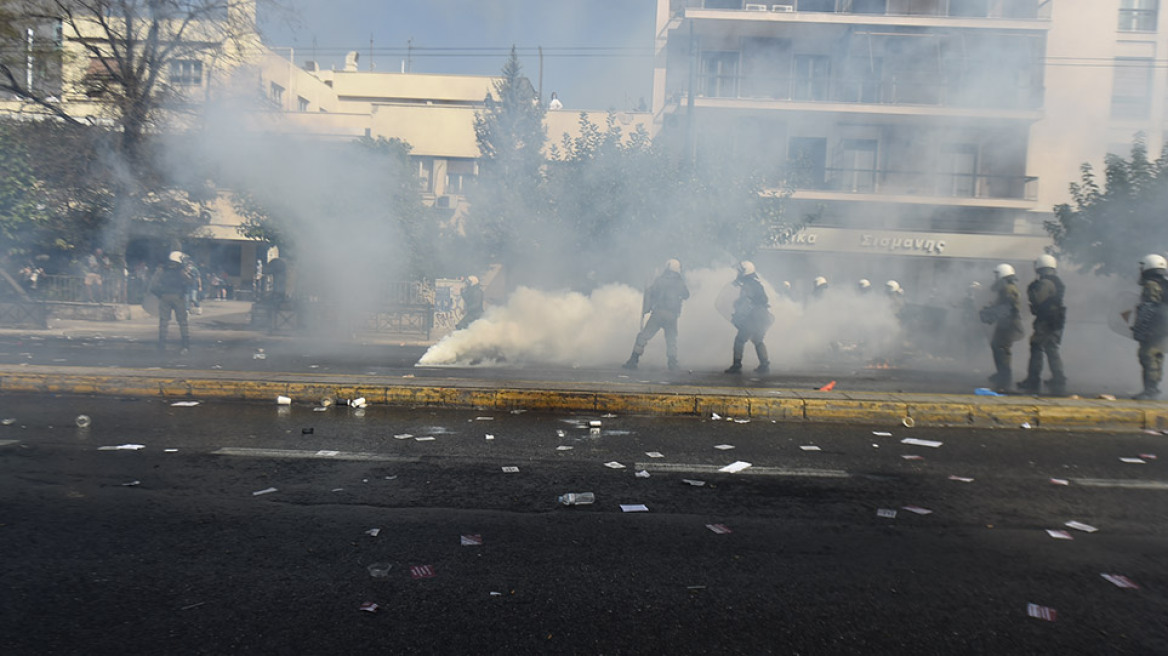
901 417 915 428
501 466 520 473
681 479 706 487
819 380 836 391
733 419 751 424
711 412 722 420
252 487 278 496
509 409 526 414
276 395 291 405
1119 457 1147 464
1050 478 1069 485
367 562 392 578
180 602 205 611
98 444 146 451
320 397 335 407
365 528 380 537
902 505 933 515
415 436 436 442
121 480 140 487
555 445 574 451
1046 529 1073 540
974 388 1002 396
686 585 707 592
620 504 649 513
75 415 91 428
490 591 503 597
301 428 314 435
315 450 338 457
331 488 343 492
719 461 752 474
1142 429 1161 435
714 444 735 451
461 534 483 546
901 455 924 461
351 397 368 409
646 451 665 458
312 407 327 412
171 401 200 407
1140 453 1158 460
485 434 495 441
1097 394 1117 401
635 470 651 478
410 565 436 579
253 350 267 360
706 524 732 534
359 602 380 612
1 418 14 425
475 416 494 421
877 508 898 519
590 427 601 436
901 438 942 448
589 420 602 428
604 461 626 469
1026 603 1057 622
163 448 178 453
556 430 566 438
558 492 595 505
384 476 397 480
948 475 975 483
1101 574 1140 589
1065 521 1098 533
800 445 821 452
393 434 414 440
872 431 892 437
1021 422 1033 429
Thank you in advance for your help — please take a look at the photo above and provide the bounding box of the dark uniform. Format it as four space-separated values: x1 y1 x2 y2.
624 269 690 370
726 273 771 374
1134 269 1168 399
456 282 484 330
1019 271 1067 394
150 260 192 352
981 275 1024 389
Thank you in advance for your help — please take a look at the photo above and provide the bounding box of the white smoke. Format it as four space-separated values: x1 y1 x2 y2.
419 267 905 370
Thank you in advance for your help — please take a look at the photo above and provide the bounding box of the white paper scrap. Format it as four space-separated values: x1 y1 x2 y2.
681 479 706 487
163 448 179 453
901 438 942 448
98 444 146 451
252 487 278 496
719 461 752 474
501 466 519 473
393 434 414 440
315 450 339 457
475 417 494 421
485 434 495 441
1027 603 1057 622
1101 574 1140 589
948 475 975 483
365 528 380 537
1050 478 1069 485
710 412 722 420
714 444 735 451
555 445 574 451
171 401 200 407
901 455 924 461
872 431 893 437
1065 521 1098 533
877 508 898 519
800 445 821 451
1046 529 1073 540
589 420 602 427
634 470 651 478
733 419 751 424
1119 457 1147 464
706 524 732 534
901 505 933 515
604 461 626 469
646 452 665 458
415 436 436 442
121 480 140 487
620 504 649 512
313 407 328 412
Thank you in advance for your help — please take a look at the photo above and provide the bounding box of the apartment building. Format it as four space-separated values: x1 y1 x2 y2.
652 0 1054 294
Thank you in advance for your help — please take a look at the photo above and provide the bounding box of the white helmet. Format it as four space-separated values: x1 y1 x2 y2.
665 258 681 273
1034 254 1057 271
467 275 479 286
1139 254 1168 272
168 251 185 263
813 276 828 288
737 261 755 276
885 280 901 293
994 263 1015 279
857 279 871 290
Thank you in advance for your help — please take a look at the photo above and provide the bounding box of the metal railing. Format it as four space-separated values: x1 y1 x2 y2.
676 0 1050 20
794 166 1037 200
694 72 1041 110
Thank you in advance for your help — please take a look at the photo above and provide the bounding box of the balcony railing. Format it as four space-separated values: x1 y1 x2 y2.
675 0 1050 20
689 72 1041 111
793 166 1037 201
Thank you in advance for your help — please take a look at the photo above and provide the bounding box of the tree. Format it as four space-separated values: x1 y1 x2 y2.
0 121 50 258
467 46 547 271
1045 135 1168 278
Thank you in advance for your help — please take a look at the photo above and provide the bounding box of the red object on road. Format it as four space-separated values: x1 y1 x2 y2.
411 565 436 579
819 381 836 391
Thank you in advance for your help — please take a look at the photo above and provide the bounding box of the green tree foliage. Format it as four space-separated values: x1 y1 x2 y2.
0 121 49 257
1046 135 1168 278
467 46 547 269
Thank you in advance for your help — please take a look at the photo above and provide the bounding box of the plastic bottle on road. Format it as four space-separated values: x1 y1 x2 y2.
558 492 595 506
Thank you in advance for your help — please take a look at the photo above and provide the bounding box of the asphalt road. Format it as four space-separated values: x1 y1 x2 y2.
3 396 1168 654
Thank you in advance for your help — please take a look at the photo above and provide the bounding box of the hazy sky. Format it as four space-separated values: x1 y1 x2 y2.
261 0 657 111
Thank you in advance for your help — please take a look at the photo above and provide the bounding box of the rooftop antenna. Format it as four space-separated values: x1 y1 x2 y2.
406 37 413 73
369 34 374 71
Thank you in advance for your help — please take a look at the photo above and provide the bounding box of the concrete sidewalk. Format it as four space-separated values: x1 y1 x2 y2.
0 299 1164 432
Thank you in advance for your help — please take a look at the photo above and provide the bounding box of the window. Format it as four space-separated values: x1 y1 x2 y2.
445 159 476 195
788 137 827 188
1111 58 1154 118
297 96 310 112
1119 0 1159 31
269 81 284 106
838 139 878 192
939 143 978 197
169 60 202 86
700 51 739 98
793 55 831 101
416 157 434 193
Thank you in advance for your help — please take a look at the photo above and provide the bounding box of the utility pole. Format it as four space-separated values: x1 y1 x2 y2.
686 21 697 170
369 34 374 71
406 37 413 73
538 46 544 102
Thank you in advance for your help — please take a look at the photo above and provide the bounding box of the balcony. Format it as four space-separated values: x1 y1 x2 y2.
672 0 1050 20
683 72 1041 112
790 166 1037 204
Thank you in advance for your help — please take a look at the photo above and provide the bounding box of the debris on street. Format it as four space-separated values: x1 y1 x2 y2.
558 492 595 506
705 524 732 534
620 504 649 512
461 535 483 546
901 438 942 448
646 451 665 458
681 479 706 487
714 444 735 450
171 401 200 407
252 487 278 496
718 461 752 474
1050 478 1069 485
1101 574 1139 589
1045 529 1073 540
98 444 146 451
1026 604 1057 621
800 445 821 451
635 470 651 478
276 395 291 405
902 505 933 515
75 415 91 428
365 528 380 537
1064 521 1098 533
948 475 975 483
877 508 898 519
604 461 625 469
410 565 436 579
359 602 379 612
501 466 519 473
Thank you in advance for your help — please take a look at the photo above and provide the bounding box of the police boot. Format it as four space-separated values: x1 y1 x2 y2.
1017 378 1040 393
667 358 679 371
724 360 743 374
622 353 639 370
1046 377 1067 397
1134 385 1161 400
754 344 770 374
